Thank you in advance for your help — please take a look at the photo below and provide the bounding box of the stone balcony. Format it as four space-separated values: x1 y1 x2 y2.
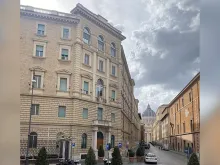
92 120 112 127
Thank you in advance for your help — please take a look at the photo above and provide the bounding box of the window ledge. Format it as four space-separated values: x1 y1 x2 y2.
60 37 72 41
110 74 117 78
58 59 71 62
35 33 47 37
32 56 46 59
29 88 45 91
56 90 70 93
82 63 92 68
81 92 91 96
97 69 105 73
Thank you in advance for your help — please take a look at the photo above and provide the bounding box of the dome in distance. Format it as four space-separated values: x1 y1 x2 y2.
142 104 156 117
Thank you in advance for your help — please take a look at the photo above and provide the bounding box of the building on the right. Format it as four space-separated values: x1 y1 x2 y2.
169 72 200 154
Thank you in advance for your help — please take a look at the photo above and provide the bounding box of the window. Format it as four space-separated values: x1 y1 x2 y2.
111 90 116 101
83 27 90 44
81 133 87 148
36 45 44 57
111 43 116 57
83 108 88 119
29 132 37 148
97 107 103 120
182 97 184 106
61 48 69 60
111 113 115 122
83 81 89 94
33 75 41 88
177 125 179 134
99 60 104 72
37 24 45 35
190 120 193 132
176 103 178 111
96 79 104 97
189 92 192 102
112 65 116 76
111 135 115 148
183 140 186 148
62 27 70 39
84 54 90 65
59 78 67 91
31 104 39 115
98 35 104 51
183 122 185 133
58 106 66 117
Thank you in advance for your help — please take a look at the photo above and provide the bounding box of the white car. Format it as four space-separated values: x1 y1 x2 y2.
145 153 158 164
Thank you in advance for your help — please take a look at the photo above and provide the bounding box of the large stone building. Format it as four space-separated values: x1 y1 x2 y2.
142 104 156 143
20 4 141 160
169 72 200 154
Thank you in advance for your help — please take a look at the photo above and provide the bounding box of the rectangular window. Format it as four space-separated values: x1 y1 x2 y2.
99 60 104 72
31 104 39 115
83 108 88 119
36 45 44 57
61 48 69 60
111 113 115 122
58 106 66 117
190 120 193 132
84 54 90 65
37 24 45 35
112 65 116 76
177 125 179 134
183 122 185 133
182 97 184 106
111 90 116 101
33 75 41 88
97 108 103 120
62 28 70 39
83 81 89 94
176 103 178 111
60 78 67 91
189 92 192 102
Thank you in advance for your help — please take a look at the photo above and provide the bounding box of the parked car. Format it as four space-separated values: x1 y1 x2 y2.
144 153 157 164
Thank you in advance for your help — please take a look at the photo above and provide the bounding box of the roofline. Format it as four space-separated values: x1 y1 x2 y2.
169 72 200 106
71 3 126 41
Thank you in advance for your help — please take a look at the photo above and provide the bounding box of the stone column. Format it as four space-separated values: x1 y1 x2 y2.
93 52 97 101
93 127 98 160
106 58 110 103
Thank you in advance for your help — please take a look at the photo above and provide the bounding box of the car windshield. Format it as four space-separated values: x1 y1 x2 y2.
147 153 156 157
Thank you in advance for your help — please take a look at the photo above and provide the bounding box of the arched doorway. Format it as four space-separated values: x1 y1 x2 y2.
97 131 104 149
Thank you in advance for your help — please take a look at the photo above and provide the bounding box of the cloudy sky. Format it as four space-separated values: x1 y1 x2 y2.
21 0 200 113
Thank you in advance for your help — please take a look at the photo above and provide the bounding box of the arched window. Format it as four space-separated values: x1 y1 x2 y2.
81 133 87 149
111 135 115 148
96 79 104 97
98 35 104 51
111 43 116 57
29 132 37 148
83 27 90 44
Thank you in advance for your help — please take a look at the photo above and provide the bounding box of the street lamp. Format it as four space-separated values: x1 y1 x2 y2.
25 71 36 165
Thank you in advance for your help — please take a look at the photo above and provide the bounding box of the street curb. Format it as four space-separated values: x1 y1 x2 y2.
169 150 186 156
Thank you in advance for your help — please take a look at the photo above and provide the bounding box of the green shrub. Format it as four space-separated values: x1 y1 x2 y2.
128 150 135 157
188 153 199 165
98 145 104 157
85 147 97 165
112 146 123 165
35 147 49 165
136 146 144 157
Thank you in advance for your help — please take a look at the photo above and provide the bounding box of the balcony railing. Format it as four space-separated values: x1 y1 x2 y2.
96 97 106 103
92 120 112 127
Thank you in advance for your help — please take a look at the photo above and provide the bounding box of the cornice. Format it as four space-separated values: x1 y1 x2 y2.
81 73 93 80
29 66 47 72
56 69 72 75
71 4 126 41
20 8 79 25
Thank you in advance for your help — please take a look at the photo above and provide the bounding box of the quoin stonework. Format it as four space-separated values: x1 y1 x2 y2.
20 4 142 160
152 72 200 155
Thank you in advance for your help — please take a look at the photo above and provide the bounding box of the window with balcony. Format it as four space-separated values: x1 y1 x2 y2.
111 43 116 57
83 108 88 119
59 78 67 91
83 27 90 44
83 81 89 94
98 35 104 51
31 104 39 115
97 107 103 120
35 45 44 57
58 106 66 117
37 24 45 35
96 79 104 97
29 132 37 148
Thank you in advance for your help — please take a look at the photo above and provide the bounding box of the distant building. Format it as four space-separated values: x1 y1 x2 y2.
142 104 156 143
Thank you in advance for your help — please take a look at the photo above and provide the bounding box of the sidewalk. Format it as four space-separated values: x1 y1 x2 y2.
169 149 186 156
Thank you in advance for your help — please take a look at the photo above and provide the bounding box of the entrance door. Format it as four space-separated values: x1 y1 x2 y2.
65 141 69 160
59 141 64 158
97 131 104 149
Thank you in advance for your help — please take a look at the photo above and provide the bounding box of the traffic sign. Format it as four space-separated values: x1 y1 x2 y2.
72 143 75 148
118 142 122 148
